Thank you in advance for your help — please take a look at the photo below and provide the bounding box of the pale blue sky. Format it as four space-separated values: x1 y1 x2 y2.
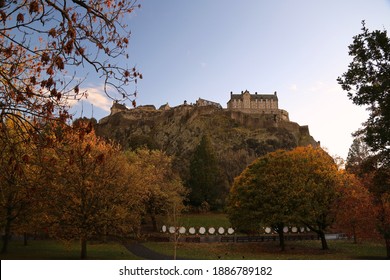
71 0 390 159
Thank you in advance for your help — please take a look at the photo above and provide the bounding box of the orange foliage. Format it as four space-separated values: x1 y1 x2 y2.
1 0 140 132
42 122 142 259
228 146 341 250
334 172 379 242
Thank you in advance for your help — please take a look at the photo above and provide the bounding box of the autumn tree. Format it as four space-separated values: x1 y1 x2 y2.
293 147 342 250
0 116 42 254
368 163 390 258
334 172 377 243
42 122 141 259
126 148 188 232
227 149 302 251
1 2 142 256
228 146 341 250
0 0 141 133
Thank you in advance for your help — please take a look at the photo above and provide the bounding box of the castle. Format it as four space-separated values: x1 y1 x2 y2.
111 90 289 122
103 90 317 147
226 90 289 121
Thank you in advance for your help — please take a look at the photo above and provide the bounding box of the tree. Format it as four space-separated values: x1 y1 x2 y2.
187 135 225 210
334 172 377 243
0 1 141 132
227 146 341 250
227 150 302 251
125 148 187 232
344 136 390 257
290 147 342 250
339 23 390 257
370 164 390 258
346 135 371 175
337 21 390 162
0 116 41 254
43 122 141 259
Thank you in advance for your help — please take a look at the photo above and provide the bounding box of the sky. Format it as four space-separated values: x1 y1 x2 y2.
70 0 390 160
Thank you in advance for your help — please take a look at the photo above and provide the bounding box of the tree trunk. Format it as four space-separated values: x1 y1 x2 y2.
173 236 177 260
80 237 87 259
276 228 285 251
23 232 28 246
103 224 108 243
151 213 158 232
1 215 13 254
352 225 357 244
319 231 328 250
386 238 390 259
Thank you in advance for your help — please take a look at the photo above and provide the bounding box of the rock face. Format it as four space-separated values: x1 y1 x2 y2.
96 102 319 186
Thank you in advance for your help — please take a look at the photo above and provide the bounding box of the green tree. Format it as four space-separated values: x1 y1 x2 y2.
339 22 390 258
188 135 225 210
346 135 371 175
337 21 390 161
228 146 341 250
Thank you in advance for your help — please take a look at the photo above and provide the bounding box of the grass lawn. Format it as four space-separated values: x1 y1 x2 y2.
178 213 231 228
152 212 387 260
0 240 140 260
2 212 387 260
144 240 388 260
1 238 386 260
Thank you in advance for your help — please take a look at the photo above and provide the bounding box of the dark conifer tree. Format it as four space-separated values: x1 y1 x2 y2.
187 135 225 210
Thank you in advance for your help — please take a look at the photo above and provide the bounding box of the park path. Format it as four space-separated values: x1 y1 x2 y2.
123 242 189 260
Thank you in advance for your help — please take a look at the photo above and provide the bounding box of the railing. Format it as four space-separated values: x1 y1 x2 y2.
160 225 320 243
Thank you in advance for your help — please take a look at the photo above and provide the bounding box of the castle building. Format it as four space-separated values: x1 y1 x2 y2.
227 90 289 121
196 98 222 109
109 90 289 122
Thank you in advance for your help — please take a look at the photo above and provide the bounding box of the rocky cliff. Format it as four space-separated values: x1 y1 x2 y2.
96 103 319 187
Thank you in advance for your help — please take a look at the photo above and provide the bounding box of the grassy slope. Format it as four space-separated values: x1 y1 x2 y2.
178 213 231 228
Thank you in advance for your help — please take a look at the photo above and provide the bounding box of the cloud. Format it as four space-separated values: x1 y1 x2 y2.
82 86 112 112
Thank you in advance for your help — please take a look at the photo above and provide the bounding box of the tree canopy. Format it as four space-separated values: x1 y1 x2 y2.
125 148 187 232
0 0 141 131
337 21 390 162
227 146 341 250
0 116 42 253
187 135 226 210
42 122 138 259
339 21 390 258
0 117 187 258
334 171 377 243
